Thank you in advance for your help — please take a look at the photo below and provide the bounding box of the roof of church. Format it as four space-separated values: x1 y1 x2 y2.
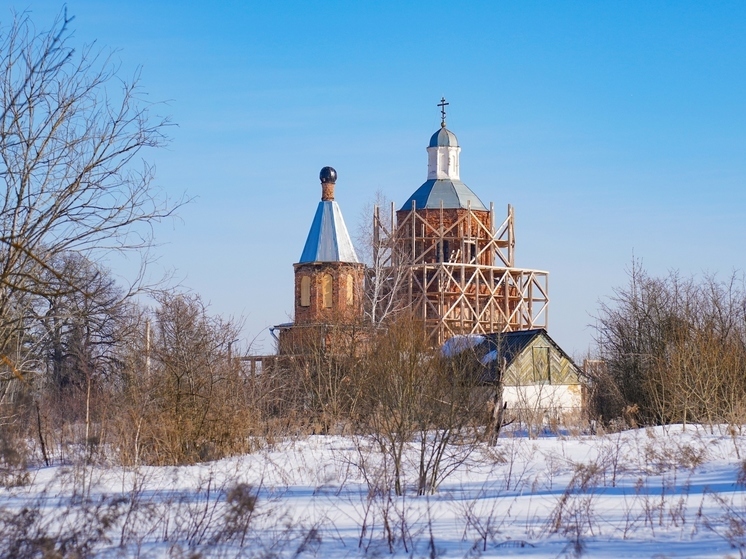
298 200 359 264
400 178 488 211
429 126 459 147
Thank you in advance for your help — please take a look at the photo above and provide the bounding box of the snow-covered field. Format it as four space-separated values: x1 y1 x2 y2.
2 425 746 558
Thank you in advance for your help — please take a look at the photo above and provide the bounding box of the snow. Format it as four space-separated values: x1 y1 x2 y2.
2 425 746 557
441 334 486 357
480 349 498 365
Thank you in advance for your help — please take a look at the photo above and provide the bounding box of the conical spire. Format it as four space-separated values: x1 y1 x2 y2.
298 167 359 263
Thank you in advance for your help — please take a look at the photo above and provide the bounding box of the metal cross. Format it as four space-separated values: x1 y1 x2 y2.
438 97 449 126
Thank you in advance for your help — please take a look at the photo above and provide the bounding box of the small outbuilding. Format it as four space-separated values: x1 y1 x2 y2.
443 328 584 419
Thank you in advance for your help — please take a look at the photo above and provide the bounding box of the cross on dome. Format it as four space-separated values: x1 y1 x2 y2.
438 97 449 127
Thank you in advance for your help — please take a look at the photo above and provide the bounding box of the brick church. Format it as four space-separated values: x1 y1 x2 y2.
274 165 364 355
272 101 582 412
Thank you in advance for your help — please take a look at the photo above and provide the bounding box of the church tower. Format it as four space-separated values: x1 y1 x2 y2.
375 99 549 344
278 167 365 354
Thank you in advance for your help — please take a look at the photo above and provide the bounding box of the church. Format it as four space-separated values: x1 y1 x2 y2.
271 100 582 413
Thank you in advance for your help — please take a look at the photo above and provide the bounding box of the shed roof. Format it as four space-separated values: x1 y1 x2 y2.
485 329 549 366
442 329 582 384
298 200 359 264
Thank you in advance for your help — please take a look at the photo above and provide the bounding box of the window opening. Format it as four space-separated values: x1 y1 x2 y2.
322 274 333 308
300 276 311 307
346 274 354 307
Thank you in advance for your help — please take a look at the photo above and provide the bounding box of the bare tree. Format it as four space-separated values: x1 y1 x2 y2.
290 322 368 434
0 8 182 468
358 317 487 496
355 192 409 326
30 253 125 391
116 292 253 466
0 9 181 355
593 262 746 425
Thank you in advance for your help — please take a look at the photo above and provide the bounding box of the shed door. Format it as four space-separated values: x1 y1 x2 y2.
532 347 551 383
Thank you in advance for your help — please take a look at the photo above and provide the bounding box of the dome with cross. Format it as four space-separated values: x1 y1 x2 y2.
400 99 486 211
428 126 459 148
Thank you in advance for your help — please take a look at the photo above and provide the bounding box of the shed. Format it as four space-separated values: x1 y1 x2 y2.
442 329 584 414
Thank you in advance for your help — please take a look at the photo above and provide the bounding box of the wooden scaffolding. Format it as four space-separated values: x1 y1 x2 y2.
373 201 549 345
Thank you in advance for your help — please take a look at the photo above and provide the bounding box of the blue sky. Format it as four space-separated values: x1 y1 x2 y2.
10 1 746 356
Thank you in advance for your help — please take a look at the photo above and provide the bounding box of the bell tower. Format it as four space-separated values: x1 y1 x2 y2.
278 167 365 354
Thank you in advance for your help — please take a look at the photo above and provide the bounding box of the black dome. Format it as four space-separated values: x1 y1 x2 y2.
320 166 337 184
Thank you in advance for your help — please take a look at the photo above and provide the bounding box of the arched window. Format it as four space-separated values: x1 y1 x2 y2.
300 276 311 307
346 274 354 307
321 274 333 309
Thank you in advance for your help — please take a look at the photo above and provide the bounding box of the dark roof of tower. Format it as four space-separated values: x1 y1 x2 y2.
400 179 487 211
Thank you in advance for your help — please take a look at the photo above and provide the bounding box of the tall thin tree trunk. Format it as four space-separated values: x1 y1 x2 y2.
82 374 92 495
35 401 50 467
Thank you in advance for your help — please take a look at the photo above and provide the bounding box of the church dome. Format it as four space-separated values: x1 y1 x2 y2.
401 118 487 211
429 126 459 148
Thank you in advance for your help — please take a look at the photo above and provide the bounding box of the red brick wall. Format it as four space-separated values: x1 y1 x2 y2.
395 208 493 265
293 262 365 325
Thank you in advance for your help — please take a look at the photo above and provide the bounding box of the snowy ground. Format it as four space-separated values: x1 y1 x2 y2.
2 425 746 558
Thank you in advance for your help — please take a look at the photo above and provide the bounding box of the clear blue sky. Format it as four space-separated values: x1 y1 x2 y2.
11 1 746 356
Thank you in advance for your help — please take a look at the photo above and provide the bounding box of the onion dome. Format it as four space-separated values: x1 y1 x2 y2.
429 126 459 148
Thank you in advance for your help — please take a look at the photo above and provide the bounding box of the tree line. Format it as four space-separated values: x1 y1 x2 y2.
591 262 746 427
